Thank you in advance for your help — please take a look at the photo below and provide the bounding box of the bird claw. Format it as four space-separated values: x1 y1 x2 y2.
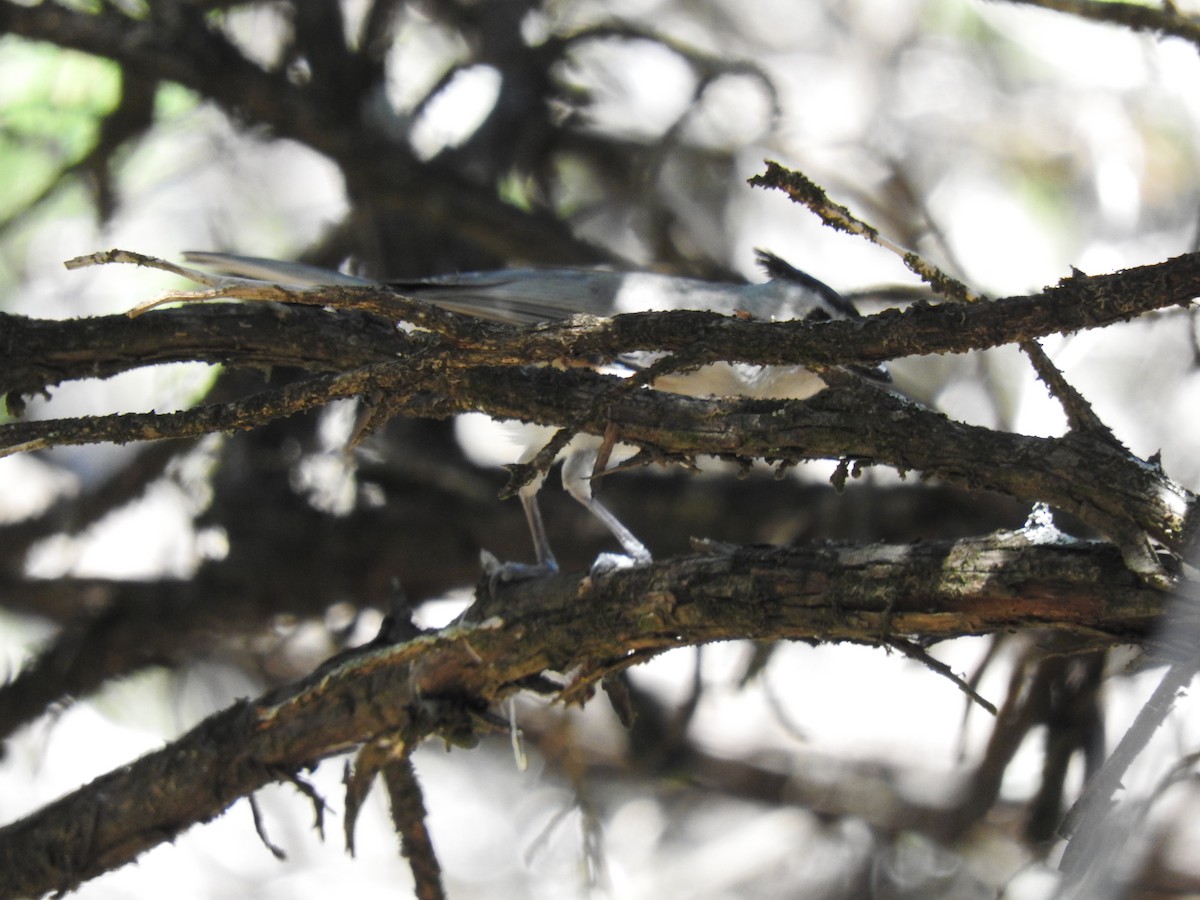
589 551 650 575
480 549 558 582
479 548 648 588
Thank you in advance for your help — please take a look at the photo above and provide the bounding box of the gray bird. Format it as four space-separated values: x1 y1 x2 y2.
183 250 888 576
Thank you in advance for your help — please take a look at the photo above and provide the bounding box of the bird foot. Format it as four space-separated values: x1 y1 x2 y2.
588 551 650 575
479 549 558 583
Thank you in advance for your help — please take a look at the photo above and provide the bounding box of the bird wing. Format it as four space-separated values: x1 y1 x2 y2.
386 269 624 325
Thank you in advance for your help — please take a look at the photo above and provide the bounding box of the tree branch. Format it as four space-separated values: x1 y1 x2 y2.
10 243 1200 407
0 305 402 410
0 535 1174 898
997 0 1200 48
7 248 1200 574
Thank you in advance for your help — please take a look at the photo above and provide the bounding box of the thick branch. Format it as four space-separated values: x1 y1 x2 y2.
440 367 1197 565
0 536 1173 898
0 305 402 405
9 246 1200 407
3 355 1193 569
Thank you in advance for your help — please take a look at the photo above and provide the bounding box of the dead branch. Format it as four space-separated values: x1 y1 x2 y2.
0 535 1175 898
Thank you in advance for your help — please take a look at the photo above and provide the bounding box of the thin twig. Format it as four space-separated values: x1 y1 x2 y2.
66 248 485 338
1000 0 1200 47
750 161 981 303
383 754 446 900
887 638 998 716
751 162 1126 446
247 794 287 861
1061 657 1200 844
1019 338 1117 440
